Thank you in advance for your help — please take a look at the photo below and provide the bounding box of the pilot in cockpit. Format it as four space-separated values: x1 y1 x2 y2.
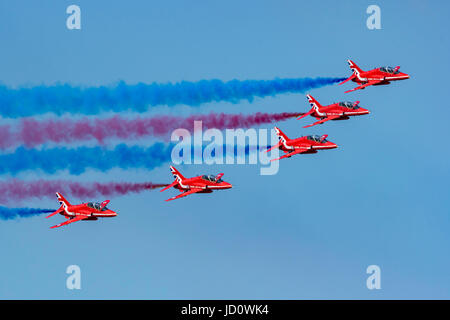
339 101 359 109
380 66 399 74
202 174 223 183
87 202 108 211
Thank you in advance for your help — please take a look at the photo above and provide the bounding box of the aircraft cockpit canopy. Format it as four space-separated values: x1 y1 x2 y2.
339 101 359 109
202 174 222 183
307 135 327 143
87 202 108 211
380 66 399 74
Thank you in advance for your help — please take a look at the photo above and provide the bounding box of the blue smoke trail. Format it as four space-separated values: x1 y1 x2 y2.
0 144 266 175
0 77 345 117
0 143 173 175
0 206 54 220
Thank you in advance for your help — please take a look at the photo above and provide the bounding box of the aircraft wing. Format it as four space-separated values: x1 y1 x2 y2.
303 115 341 128
160 180 178 192
297 109 314 120
339 73 356 85
345 80 382 93
46 207 64 219
270 148 310 161
50 215 89 229
165 188 203 201
266 141 282 153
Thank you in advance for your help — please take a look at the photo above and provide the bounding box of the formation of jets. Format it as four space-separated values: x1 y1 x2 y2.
267 59 408 163
46 59 409 228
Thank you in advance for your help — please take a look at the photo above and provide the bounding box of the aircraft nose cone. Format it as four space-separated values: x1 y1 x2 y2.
224 182 232 189
328 142 338 149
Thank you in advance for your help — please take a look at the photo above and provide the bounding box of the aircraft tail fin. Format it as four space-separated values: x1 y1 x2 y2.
169 166 185 182
273 126 289 143
347 59 363 75
56 192 71 209
306 94 322 110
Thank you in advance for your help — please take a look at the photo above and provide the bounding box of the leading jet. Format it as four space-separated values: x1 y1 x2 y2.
339 59 410 93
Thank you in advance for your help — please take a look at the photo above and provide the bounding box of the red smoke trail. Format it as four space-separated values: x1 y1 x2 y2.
0 180 168 204
0 112 300 149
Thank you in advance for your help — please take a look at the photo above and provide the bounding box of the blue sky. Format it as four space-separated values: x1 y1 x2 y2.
0 0 449 299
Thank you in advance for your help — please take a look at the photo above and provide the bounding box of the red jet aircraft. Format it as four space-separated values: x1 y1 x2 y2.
161 166 232 201
297 94 370 128
267 127 337 161
46 192 117 229
340 59 410 93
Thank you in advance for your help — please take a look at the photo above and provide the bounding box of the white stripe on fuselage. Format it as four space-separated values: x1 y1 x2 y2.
314 106 326 117
385 75 409 80
60 200 75 217
95 212 116 217
178 179 190 190
180 183 228 191
327 111 365 116
365 75 408 82
282 139 294 150
286 142 330 150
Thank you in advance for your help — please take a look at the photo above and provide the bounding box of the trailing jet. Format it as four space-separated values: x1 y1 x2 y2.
297 94 370 128
340 59 409 93
46 192 117 229
161 166 232 201
267 127 337 161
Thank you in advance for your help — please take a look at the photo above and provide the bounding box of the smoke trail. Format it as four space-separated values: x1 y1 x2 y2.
0 112 299 149
0 206 54 220
0 180 168 204
0 77 344 117
0 143 265 176
0 143 173 176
